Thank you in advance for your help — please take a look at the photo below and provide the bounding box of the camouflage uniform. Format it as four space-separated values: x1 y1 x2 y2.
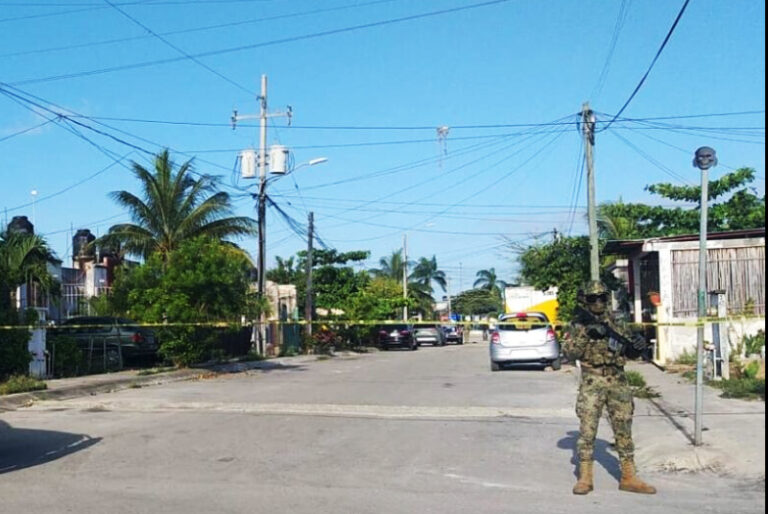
565 311 635 464
564 282 656 495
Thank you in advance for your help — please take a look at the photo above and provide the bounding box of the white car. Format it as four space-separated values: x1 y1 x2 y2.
489 312 561 371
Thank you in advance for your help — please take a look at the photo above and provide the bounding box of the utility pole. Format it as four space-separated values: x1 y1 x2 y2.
231 74 292 354
582 102 599 282
305 212 314 341
402 234 408 322
693 146 717 446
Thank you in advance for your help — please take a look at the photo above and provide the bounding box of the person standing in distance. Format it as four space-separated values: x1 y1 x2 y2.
564 281 656 495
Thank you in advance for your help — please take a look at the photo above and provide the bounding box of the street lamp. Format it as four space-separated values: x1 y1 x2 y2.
30 189 38 227
693 146 717 446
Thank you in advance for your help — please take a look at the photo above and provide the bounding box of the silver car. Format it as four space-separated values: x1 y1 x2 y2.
489 312 561 371
412 324 445 346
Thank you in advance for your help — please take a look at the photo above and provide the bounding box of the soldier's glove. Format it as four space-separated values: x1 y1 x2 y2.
631 334 649 351
587 323 608 339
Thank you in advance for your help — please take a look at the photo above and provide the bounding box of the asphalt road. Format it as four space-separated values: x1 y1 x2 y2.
1 343 764 514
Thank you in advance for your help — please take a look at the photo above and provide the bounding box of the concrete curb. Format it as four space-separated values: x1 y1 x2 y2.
0 352 362 412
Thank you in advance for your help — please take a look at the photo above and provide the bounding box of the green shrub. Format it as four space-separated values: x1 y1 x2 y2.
47 334 83 378
625 370 647 388
0 328 31 381
157 327 211 367
0 375 47 395
624 370 660 398
710 378 765 401
743 330 765 357
743 361 761 380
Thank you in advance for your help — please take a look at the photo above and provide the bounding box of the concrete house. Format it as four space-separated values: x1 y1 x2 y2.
606 228 765 366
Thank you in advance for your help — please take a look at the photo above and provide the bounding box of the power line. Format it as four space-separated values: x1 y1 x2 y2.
0 82 245 184
10 0 513 86
1 0 398 59
0 118 55 143
590 0 631 100
103 0 255 95
3 151 134 214
610 129 696 185
600 0 691 132
61 110 764 131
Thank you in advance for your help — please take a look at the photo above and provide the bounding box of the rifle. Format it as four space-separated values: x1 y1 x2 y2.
574 306 648 357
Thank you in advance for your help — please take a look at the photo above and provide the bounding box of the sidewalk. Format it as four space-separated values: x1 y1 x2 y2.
0 354 326 412
629 361 765 480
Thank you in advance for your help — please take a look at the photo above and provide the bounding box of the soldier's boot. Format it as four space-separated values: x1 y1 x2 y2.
619 460 656 494
572 461 594 495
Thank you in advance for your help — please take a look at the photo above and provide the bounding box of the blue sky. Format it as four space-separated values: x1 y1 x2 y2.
0 0 764 297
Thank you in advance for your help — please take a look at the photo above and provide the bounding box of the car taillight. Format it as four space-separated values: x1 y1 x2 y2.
400 330 410 336
490 332 500 344
131 332 144 344
547 328 556 343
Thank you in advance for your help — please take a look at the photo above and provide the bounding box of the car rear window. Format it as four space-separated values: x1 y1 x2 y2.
497 315 548 331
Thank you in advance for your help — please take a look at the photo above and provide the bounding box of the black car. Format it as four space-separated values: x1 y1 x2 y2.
377 324 418 351
58 316 158 364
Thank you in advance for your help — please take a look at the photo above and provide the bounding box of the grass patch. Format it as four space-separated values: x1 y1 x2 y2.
625 370 661 399
136 366 176 376
709 378 765 401
674 348 698 366
0 375 47 395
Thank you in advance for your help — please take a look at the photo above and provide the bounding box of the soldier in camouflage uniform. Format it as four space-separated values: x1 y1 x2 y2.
564 281 656 495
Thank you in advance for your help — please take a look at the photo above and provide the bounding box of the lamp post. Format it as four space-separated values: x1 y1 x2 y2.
693 146 717 446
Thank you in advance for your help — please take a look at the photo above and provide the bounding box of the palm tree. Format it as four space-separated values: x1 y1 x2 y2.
596 203 640 240
473 268 508 298
410 255 447 295
267 256 299 284
370 250 408 280
98 149 256 261
0 229 56 316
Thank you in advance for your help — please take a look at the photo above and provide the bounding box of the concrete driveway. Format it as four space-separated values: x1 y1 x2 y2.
0 343 763 514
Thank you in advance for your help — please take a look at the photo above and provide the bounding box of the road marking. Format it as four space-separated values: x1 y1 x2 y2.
28 400 575 420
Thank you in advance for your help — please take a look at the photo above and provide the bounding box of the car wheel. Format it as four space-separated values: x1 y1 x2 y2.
412 343 418 351
491 361 501 372
550 357 562 371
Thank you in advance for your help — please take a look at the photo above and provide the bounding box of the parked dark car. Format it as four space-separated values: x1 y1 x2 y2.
442 325 464 345
58 316 158 364
412 324 445 346
377 324 418 351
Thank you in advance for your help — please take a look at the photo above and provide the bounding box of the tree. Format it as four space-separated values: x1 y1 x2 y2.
98 149 256 261
473 268 509 299
370 250 407 280
453 288 502 316
598 167 765 239
0 229 57 317
0 228 57 379
410 256 447 294
517 236 618 320
347 276 409 321
266 256 299 285
110 237 252 323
